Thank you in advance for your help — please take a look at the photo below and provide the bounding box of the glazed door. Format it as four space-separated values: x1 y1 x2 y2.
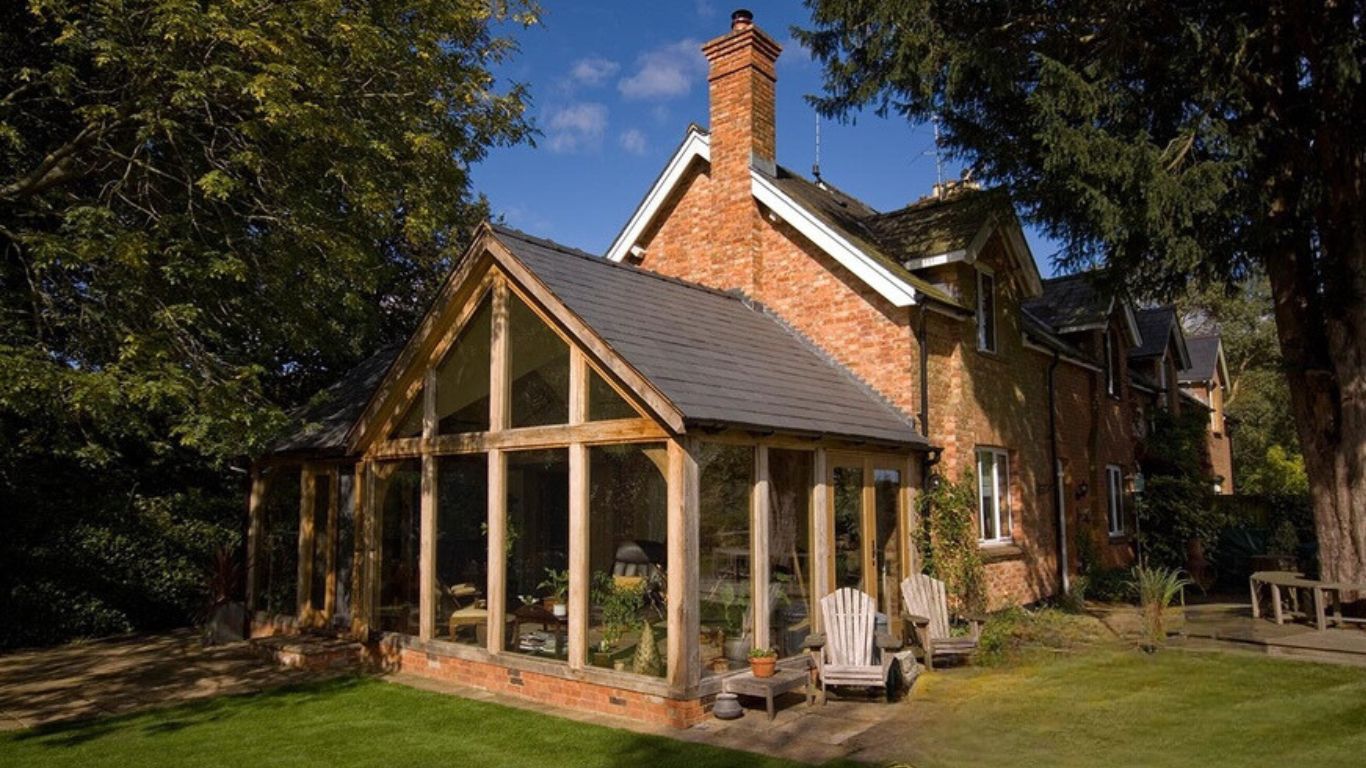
826 455 908 636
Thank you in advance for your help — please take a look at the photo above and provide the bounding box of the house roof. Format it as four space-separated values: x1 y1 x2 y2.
1179 335 1223 384
1130 307 1177 359
495 225 929 446
268 224 931 456
271 343 403 455
866 188 1009 263
1023 273 1113 331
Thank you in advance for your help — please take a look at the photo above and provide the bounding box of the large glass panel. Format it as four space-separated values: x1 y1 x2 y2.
436 297 492 434
505 449 570 660
375 460 421 635
768 449 812 659
509 294 570 427
436 454 489 646
390 391 424 439
254 466 300 615
588 444 668 676
588 368 636 421
978 451 998 540
333 471 355 627
833 465 864 591
698 443 753 675
874 468 902 630
309 473 331 613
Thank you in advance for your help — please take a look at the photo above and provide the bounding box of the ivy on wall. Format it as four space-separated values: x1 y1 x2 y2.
916 468 988 614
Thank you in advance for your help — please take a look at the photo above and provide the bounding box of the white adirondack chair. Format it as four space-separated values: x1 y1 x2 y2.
808 588 899 702
900 574 983 670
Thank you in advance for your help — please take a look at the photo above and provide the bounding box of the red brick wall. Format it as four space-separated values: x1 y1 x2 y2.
387 645 708 729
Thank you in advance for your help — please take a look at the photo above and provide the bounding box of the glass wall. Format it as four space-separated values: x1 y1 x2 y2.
588 369 636 421
254 466 300 615
391 392 423 439
375 460 422 635
334 471 355 627
832 465 864 591
436 454 489 645
588 443 668 676
698 443 753 674
309 472 331 614
509 295 570 428
437 297 492 434
874 468 902 628
768 449 812 658
505 449 570 660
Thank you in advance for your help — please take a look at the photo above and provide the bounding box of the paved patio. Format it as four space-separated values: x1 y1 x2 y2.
0 629 316 731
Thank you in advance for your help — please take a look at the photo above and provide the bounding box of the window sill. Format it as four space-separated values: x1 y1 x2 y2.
1107 533 1130 544
979 541 1023 561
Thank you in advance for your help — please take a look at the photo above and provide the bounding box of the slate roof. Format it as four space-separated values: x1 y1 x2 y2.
495 225 929 446
271 343 403 455
1130 307 1178 359
1022 273 1113 331
1019 309 1095 365
1180 336 1222 383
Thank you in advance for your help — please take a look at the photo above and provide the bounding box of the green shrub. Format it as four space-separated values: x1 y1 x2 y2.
1085 567 1134 603
973 606 1107 665
1131 565 1191 650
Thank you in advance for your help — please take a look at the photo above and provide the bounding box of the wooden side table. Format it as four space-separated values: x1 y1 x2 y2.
721 668 812 720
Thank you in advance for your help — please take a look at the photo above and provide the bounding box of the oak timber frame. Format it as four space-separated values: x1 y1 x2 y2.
245 227 926 701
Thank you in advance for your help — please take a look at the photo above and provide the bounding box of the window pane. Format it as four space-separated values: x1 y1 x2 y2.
769 449 811 659
978 452 997 540
254 466 300 616
833 465 864 590
437 297 492 434
698 443 753 675
310 474 330 613
376 460 422 635
588 368 637 421
334 471 355 627
436 454 489 646
589 444 668 676
506 449 570 660
509 295 570 428
874 468 902 625
391 392 424 439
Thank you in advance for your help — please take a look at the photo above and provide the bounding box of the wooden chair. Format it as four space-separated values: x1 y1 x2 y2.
900 574 984 670
807 588 899 702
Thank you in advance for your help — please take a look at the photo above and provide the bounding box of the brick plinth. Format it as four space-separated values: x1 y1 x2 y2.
386 644 709 729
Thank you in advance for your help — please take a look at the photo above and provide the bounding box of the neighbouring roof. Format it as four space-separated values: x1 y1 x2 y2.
1019 309 1098 368
1180 335 1222 383
271 343 403 455
1023 273 1113 331
496 225 929 446
1130 307 1178 359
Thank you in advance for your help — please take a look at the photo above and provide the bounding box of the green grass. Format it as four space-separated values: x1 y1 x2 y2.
1 677 837 768
882 646 1366 768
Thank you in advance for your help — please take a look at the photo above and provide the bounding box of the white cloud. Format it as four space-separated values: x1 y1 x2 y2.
695 0 717 17
546 102 608 153
618 39 706 100
619 129 648 155
569 57 619 88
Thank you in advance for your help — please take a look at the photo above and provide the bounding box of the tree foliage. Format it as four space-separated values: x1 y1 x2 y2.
0 0 536 647
799 1 1366 581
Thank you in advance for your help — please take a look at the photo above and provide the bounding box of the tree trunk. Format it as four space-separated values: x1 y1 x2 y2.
1265 219 1366 587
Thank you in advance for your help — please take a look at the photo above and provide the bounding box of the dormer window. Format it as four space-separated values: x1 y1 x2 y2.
977 269 997 353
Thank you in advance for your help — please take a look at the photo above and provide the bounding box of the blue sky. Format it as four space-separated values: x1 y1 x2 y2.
474 1 1066 276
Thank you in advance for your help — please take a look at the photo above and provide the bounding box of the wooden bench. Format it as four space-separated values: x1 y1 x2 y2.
1251 571 1366 632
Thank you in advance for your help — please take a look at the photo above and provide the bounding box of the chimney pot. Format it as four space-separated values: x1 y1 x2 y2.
731 9 753 31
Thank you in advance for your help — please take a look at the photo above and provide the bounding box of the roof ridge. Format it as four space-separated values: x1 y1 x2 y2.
742 296 925 437
489 223 746 303
868 186 1008 221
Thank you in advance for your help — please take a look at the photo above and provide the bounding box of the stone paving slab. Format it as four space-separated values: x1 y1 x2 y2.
0 629 314 731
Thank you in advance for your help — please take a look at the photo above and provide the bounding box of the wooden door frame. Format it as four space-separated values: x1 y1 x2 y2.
823 452 911 608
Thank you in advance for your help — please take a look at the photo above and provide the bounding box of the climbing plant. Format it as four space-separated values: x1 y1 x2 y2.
916 468 987 615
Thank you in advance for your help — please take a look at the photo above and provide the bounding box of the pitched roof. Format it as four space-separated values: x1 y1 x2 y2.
1180 335 1222 383
865 188 1010 262
1023 273 1113 331
1130 307 1177 359
271 343 402 455
495 225 929 446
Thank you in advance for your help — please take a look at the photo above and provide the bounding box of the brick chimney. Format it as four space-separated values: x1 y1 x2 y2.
701 9 781 294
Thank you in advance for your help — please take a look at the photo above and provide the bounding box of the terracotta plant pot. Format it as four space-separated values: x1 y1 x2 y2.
749 655 776 678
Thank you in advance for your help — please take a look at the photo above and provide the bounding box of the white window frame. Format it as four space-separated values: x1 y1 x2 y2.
1106 465 1125 536
976 268 997 353
977 447 1012 543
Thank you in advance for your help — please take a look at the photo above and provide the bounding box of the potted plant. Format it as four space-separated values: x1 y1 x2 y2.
748 647 777 678
716 582 750 662
538 568 570 617
591 573 644 665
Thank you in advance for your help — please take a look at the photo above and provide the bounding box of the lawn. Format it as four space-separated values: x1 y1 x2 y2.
1 677 842 768
868 645 1366 768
